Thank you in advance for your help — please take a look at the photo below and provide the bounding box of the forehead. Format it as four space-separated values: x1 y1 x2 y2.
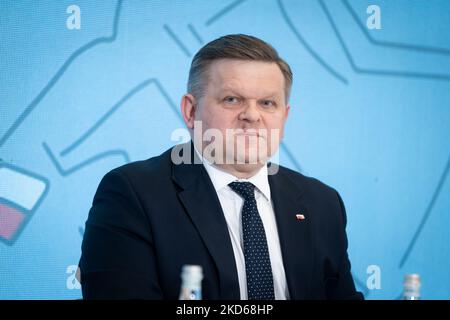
206 59 285 97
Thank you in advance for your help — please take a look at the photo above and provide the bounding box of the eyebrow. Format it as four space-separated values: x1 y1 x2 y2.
219 88 281 99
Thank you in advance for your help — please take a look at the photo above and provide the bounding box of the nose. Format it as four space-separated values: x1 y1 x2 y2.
238 100 261 123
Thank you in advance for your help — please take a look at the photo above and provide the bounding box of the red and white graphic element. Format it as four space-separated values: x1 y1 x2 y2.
0 165 48 243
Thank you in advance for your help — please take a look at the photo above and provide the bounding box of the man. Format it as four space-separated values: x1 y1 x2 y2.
79 34 363 300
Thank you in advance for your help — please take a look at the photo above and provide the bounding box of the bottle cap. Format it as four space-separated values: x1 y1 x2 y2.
404 274 421 285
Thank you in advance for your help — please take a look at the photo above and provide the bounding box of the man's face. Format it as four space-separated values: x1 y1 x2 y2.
189 59 290 173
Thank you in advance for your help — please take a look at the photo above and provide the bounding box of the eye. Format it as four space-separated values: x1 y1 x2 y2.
260 100 276 108
223 96 240 104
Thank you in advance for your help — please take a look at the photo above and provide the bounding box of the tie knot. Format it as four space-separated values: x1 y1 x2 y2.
228 181 255 200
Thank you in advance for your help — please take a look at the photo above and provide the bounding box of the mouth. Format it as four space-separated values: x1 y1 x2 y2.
234 129 264 138
236 132 259 136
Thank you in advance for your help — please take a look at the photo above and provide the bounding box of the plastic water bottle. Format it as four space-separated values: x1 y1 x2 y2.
179 265 203 300
402 274 421 300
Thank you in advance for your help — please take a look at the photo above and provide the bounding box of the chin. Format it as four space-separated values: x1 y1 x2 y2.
235 150 269 165
232 162 265 174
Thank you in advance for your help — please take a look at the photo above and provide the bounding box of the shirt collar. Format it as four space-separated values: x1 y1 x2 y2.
193 143 271 201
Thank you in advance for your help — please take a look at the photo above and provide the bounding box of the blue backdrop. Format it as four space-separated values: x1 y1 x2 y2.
1 0 449 299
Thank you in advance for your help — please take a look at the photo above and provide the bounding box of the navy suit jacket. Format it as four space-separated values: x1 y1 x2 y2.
79 142 363 300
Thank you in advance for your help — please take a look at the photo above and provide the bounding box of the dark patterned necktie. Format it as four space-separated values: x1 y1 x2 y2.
228 181 275 300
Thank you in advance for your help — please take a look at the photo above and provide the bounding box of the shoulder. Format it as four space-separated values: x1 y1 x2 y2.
273 164 346 224
112 146 173 176
275 164 340 200
281 166 348 232
97 146 174 193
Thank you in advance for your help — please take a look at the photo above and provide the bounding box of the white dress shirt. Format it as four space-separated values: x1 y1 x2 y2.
194 147 290 300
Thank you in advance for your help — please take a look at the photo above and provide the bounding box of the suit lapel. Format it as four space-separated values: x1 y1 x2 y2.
269 167 313 299
172 142 240 299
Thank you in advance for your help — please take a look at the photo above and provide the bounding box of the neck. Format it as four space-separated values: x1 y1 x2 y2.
213 163 265 179
191 139 266 179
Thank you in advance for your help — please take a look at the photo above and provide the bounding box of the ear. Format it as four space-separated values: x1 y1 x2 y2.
284 104 290 121
281 104 290 140
181 94 197 129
